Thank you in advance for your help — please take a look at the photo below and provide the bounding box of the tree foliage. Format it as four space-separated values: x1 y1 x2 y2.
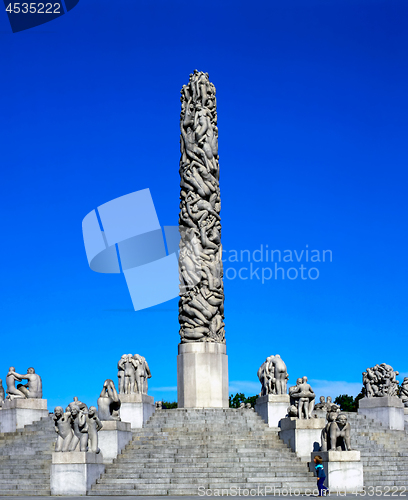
229 392 258 408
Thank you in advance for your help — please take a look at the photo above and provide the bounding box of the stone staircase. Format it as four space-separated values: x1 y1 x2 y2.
346 412 408 490
90 408 317 496
0 415 54 495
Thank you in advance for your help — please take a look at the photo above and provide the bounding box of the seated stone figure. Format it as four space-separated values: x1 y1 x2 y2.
54 406 74 452
314 396 326 410
328 413 352 451
97 379 121 421
5 367 42 400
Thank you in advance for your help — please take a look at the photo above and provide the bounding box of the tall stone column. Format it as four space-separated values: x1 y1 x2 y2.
177 70 229 408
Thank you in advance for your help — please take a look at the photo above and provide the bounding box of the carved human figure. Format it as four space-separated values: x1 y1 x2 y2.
314 396 326 410
133 354 152 394
97 379 121 421
178 71 224 344
5 367 26 399
329 413 352 451
53 406 74 452
320 411 338 452
86 406 102 454
68 404 88 452
289 377 315 419
269 355 288 395
15 367 42 399
118 354 136 395
363 363 399 397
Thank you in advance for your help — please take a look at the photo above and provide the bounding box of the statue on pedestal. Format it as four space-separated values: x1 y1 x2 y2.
287 377 315 419
54 401 103 453
327 413 352 451
257 354 288 396
97 379 121 420
5 367 42 400
117 354 152 395
362 363 399 397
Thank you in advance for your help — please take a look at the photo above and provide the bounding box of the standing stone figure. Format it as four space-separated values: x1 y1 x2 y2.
257 355 288 396
86 406 103 454
133 354 152 394
362 363 399 397
118 354 136 394
54 406 74 452
97 379 121 420
288 377 315 419
178 70 225 344
68 404 89 452
5 367 42 399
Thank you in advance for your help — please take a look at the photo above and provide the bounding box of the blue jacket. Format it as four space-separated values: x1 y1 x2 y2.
315 464 326 479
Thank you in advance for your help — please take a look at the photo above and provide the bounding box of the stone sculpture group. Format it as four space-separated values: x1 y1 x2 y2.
178 70 225 344
288 377 316 419
5 367 42 400
54 398 103 453
362 363 399 397
257 355 289 396
117 354 151 395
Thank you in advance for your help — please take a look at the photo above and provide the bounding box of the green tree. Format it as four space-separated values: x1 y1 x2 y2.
162 401 178 409
229 393 258 408
334 394 356 412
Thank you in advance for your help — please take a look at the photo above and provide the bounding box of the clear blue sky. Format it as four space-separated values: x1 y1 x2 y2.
1 0 407 410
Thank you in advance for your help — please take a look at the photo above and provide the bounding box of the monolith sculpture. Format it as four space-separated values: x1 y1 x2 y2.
177 70 228 408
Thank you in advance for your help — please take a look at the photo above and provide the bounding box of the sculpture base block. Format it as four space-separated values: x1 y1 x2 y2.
98 420 132 463
119 393 155 429
177 342 229 408
404 408 408 426
255 394 289 427
0 398 48 433
358 396 404 430
279 417 325 461
310 451 363 493
51 452 105 495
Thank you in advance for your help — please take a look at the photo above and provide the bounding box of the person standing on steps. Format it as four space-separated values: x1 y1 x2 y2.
314 455 329 496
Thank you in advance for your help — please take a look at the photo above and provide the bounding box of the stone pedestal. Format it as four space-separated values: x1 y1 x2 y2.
358 396 404 430
119 393 155 429
51 452 105 495
255 394 289 427
98 420 132 463
310 451 363 493
404 408 408 425
279 417 325 461
177 342 229 408
0 398 48 433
